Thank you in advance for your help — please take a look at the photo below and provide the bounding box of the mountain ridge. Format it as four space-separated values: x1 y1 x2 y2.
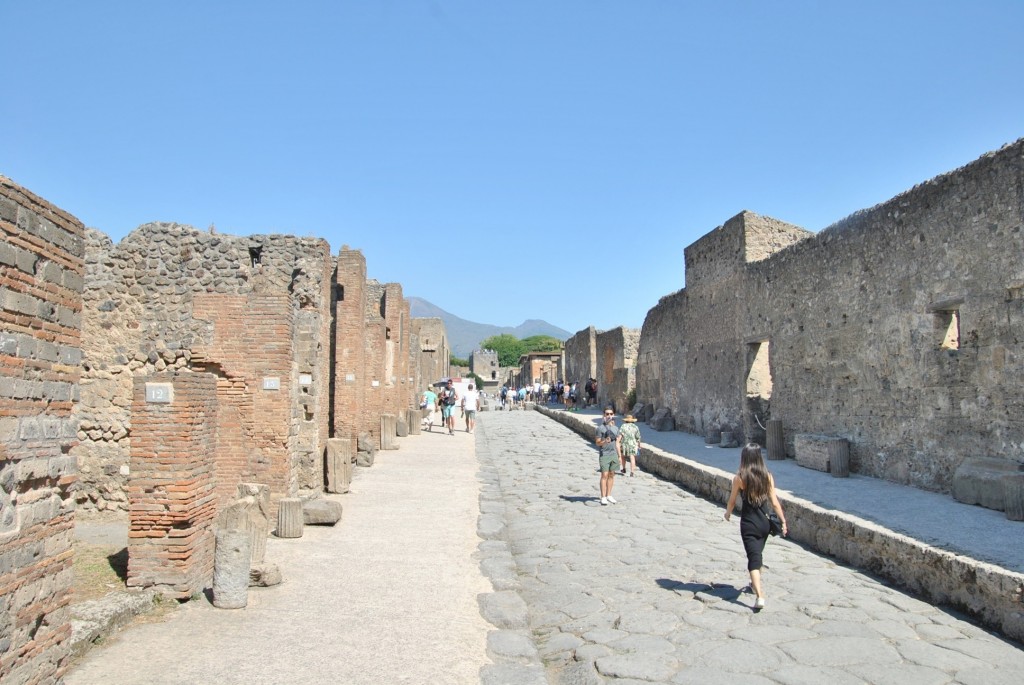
408 297 572 359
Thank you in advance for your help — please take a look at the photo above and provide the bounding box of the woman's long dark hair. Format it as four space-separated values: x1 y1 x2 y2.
738 443 771 505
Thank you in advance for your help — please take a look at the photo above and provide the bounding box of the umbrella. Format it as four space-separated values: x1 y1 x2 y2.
432 378 451 387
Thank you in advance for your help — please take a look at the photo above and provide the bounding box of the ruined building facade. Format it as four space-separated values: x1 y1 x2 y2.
564 325 640 412
2 178 444 680
637 140 1024 493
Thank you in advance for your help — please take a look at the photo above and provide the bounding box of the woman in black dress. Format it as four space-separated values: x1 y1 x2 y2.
724 443 788 609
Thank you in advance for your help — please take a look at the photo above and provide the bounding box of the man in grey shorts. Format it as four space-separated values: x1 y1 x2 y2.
595 406 621 505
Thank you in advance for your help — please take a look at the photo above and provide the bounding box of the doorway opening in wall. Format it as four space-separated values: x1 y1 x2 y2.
744 340 772 444
249 246 262 267
936 309 960 350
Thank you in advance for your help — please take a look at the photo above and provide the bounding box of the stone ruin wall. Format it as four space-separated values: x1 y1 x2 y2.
73 224 334 512
638 139 1024 493
411 318 448 388
595 326 640 413
563 326 596 388
638 212 811 438
0 178 83 684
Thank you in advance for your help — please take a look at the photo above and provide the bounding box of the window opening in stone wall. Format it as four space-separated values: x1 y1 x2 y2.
937 309 960 350
386 327 391 340
336 284 344 301
249 247 262 267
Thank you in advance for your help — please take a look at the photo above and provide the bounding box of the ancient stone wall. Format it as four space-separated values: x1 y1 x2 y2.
412 318 449 397
0 177 83 684
595 326 640 413
74 224 334 511
638 140 1024 492
470 348 499 388
563 326 596 389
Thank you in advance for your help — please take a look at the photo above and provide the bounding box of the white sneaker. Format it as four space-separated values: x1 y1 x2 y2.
606 496 617 504
754 597 765 609
600 497 609 506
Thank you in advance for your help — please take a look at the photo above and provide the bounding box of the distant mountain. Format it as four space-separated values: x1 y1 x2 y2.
408 297 572 359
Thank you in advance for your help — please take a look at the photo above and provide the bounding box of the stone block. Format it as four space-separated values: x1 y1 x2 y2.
718 431 739 448
406 408 420 435
250 562 283 587
952 457 1023 511
396 414 409 437
356 450 375 467
704 429 721 445
302 498 343 526
325 438 353 494
381 414 398 450
213 529 251 609
649 408 675 432
794 434 834 472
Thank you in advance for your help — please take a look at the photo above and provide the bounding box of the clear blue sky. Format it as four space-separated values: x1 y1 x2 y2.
4 1 1022 334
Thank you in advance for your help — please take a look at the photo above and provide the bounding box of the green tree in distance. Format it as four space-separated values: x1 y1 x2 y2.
479 334 562 367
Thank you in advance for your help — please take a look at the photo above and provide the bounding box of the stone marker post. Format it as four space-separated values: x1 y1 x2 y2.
407 408 421 435
767 420 785 460
213 529 251 609
1003 474 1024 521
276 498 304 538
829 438 851 478
325 438 353 494
381 414 398 450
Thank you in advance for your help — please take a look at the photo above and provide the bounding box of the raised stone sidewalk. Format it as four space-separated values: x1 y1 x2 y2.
66 427 492 684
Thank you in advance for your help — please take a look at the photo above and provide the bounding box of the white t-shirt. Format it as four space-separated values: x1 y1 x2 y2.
462 390 480 411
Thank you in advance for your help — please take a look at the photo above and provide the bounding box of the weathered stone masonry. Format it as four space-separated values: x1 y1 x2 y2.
636 140 1024 494
74 225 335 514
0 178 83 685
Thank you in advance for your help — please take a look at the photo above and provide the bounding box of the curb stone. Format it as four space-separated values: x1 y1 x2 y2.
69 589 162 660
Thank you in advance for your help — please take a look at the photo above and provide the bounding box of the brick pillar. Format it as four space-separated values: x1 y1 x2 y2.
334 249 367 442
127 373 218 598
0 177 83 685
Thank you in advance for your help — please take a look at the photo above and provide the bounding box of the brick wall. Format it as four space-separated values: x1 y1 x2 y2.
127 373 217 598
74 225 333 511
191 293 298 514
333 248 367 450
0 177 83 684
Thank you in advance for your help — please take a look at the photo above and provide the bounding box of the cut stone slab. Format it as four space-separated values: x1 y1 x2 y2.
795 433 836 472
302 499 343 525
952 457 1022 511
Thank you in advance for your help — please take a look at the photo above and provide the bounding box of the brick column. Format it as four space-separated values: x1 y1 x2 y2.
127 373 218 598
0 177 83 684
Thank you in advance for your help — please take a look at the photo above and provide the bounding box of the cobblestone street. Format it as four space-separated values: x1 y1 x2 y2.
475 410 1024 685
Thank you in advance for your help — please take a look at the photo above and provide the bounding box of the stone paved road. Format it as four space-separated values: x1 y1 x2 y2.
475 410 1024 685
